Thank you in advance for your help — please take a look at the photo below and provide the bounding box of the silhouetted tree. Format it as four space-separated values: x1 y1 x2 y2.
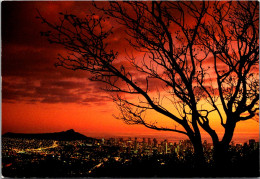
196 1 259 166
38 1 259 167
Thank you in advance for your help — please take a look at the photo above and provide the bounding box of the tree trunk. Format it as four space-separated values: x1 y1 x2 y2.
213 120 236 170
213 142 230 168
190 137 206 168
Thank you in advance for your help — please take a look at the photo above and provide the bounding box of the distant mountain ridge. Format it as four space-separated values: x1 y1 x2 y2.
2 129 97 141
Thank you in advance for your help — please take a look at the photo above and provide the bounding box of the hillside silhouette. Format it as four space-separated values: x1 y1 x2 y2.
2 129 97 142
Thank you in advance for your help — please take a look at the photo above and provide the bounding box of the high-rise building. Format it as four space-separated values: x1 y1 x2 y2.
142 138 146 149
127 137 132 147
203 140 207 147
230 141 235 147
164 140 168 154
134 137 138 151
153 138 158 147
148 138 151 146
249 139 255 146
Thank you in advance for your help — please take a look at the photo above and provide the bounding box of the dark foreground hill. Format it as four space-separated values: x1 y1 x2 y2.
2 129 97 142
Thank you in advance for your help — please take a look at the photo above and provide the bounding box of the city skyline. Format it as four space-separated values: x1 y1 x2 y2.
2 135 259 177
2 128 258 144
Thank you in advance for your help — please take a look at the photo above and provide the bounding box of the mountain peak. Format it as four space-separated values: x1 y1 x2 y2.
65 129 75 133
2 129 96 141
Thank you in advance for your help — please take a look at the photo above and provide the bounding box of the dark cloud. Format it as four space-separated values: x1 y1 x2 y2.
41 95 82 104
1 1 159 106
2 78 110 105
1 1 111 105
83 96 110 103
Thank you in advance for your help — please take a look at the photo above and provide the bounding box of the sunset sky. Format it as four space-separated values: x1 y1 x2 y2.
2 1 259 143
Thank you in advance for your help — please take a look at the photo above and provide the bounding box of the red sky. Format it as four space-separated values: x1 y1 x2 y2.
2 1 259 143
